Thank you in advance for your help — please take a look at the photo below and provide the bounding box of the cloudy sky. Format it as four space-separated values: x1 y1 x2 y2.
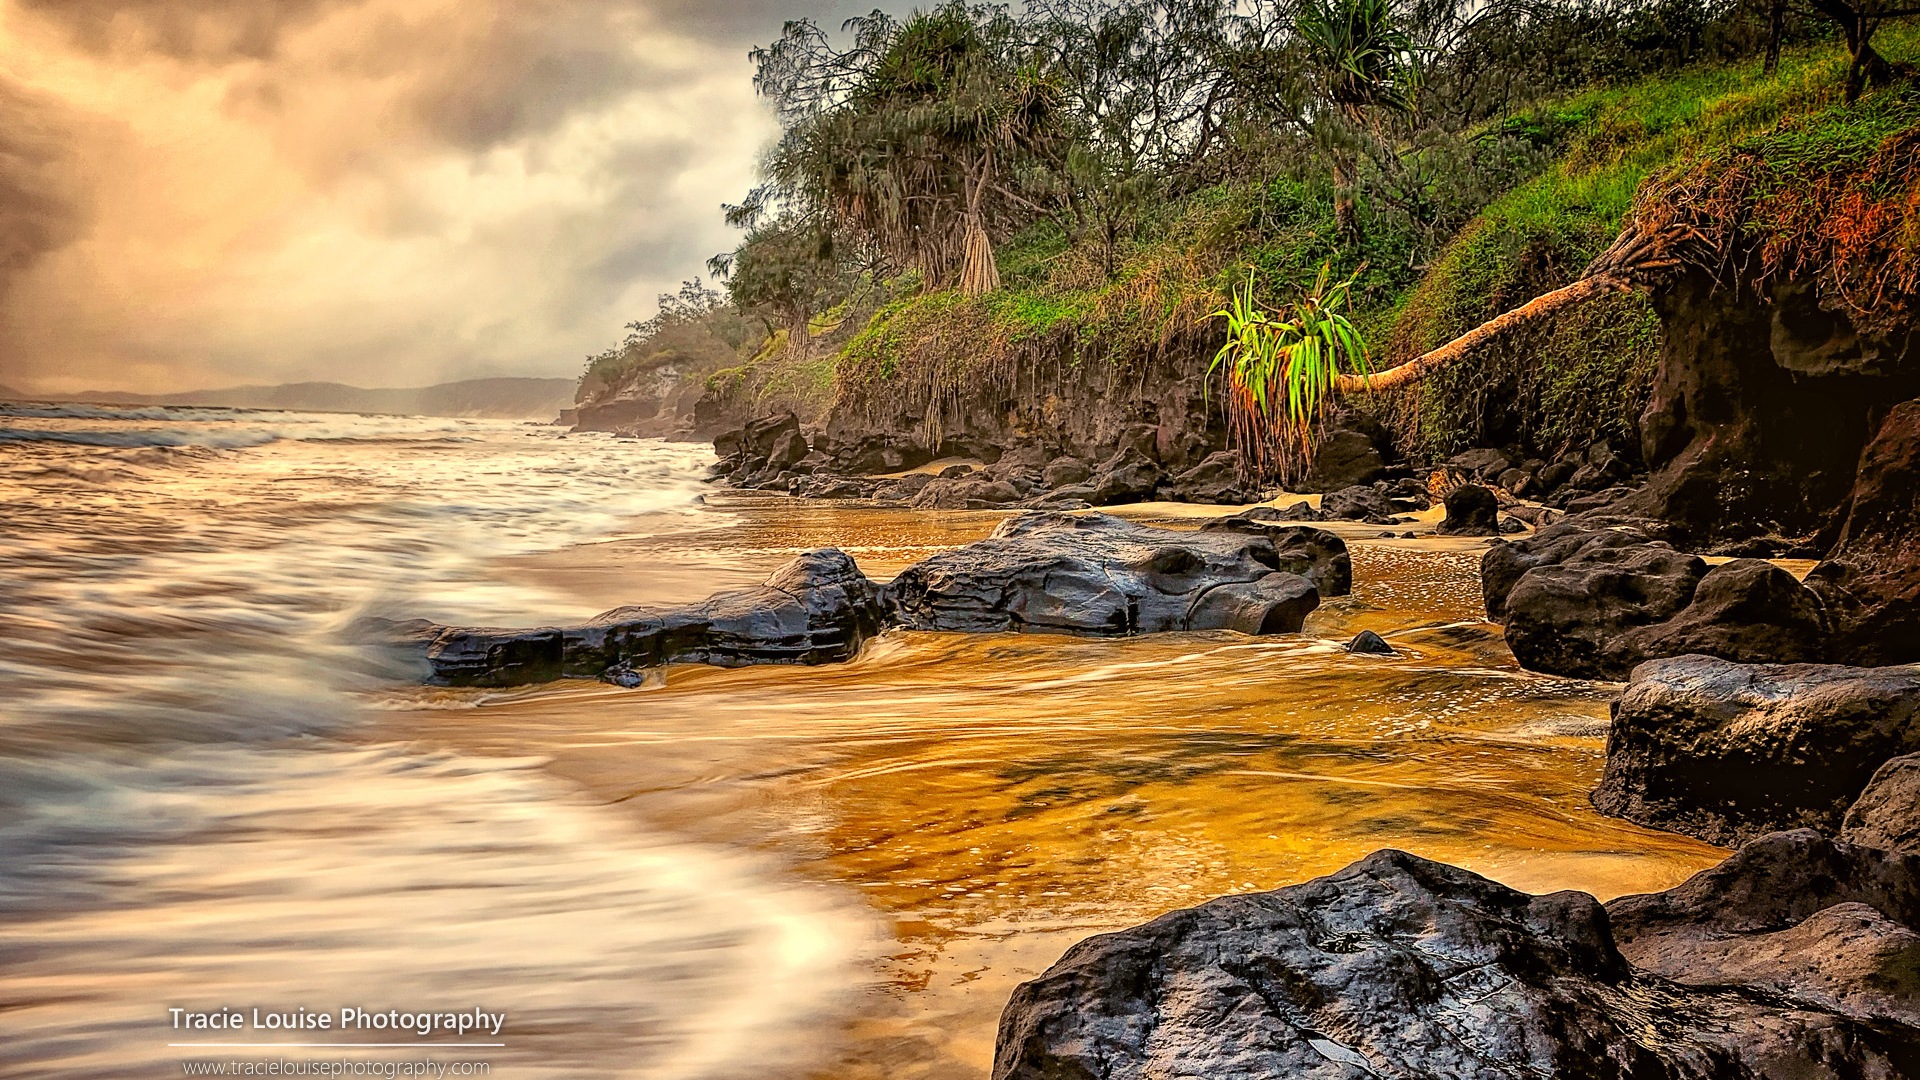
0 0 879 394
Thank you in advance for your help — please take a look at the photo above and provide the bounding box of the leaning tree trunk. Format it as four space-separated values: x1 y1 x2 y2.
957 157 1001 297
1332 220 1703 395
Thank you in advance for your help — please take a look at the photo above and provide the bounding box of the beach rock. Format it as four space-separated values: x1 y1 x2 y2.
1197 518 1353 596
993 845 1916 1080
743 411 801 459
1592 656 1920 845
1843 756 1920 853
1446 447 1510 480
887 512 1340 636
1166 450 1253 504
1242 501 1320 522
1435 483 1500 535
1041 456 1092 489
1345 629 1395 656
1299 421 1389 492
1316 484 1399 524
1616 558 1829 666
1500 542 1707 679
1606 829 1920 1033
423 549 889 687
1086 446 1162 505
871 472 936 503
911 477 1023 510
765 427 809 470
1806 398 1920 666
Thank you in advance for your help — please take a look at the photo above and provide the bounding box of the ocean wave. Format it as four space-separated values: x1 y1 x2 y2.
0 427 281 448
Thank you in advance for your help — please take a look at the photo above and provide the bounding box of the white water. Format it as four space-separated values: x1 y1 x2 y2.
0 404 876 1078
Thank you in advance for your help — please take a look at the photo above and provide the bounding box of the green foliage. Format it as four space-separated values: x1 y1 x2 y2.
1208 266 1371 478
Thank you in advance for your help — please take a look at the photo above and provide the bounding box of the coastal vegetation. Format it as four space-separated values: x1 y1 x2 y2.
574 0 1918 479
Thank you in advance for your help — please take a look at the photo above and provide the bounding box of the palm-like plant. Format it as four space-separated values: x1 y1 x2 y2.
1209 264 1371 482
1297 0 1419 235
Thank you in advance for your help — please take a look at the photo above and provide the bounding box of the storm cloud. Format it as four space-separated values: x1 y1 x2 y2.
0 0 872 394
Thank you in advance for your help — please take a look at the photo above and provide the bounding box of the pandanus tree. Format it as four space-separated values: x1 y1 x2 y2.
1296 0 1420 235
1214 215 1705 478
751 5 1059 296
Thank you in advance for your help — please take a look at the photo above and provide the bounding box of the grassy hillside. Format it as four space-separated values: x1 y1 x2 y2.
761 29 1918 460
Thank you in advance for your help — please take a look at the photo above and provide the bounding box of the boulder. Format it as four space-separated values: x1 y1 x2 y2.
1607 829 1920 1033
1299 419 1389 492
1486 525 1828 679
1316 484 1400 524
1806 398 1920 666
1445 447 1511 480
871 472 936 503
1843 755 1920 853
910 477 1023 510
765 427 809 470
1165 450 1255 504
1196 518 1354 596
1435 483 1500 535
742 411 801 459
1592 656 1920 846
1242 501 1320 522
1086 446 1162 505
422 549 889 687
887 512 1342 636
1041 456 1092 489
1345 629 1396 656
1500 542 1708 679
993 845 1916 1080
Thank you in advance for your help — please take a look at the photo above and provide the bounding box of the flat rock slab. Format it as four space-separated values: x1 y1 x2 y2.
993 842 1920 1080
413 512 1350 685
888 512 1345 636
423 549 888 687
1592 655 1920 846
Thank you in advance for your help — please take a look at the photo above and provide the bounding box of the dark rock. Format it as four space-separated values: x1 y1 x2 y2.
993 845 1916 1080
1806 398 1920 666
1561 484 1635 513
1040 456 1091 489
1110 422 1161 461
1446 447 1511 480
1086 446 1161 505
871 472 936 503
1536 457 1580 493
1299 420 1389 492
1499 514 1527 533
1196 518 1353 596
832 434 933 475
1497 466 1535 496
1317 484 1399 524
1607 829 1920 1032
1241 501 1320 522
1345 630 1396 656
742 411 801 459
888 512 1340 636
1618 559 1829 666
1504 504 1563 528
1379 476 1432 509
790 449 834 475
765 427 808 470
1843 756 1920 853
937 463 974 479
1435 483 1500 536
911 477 1023 510
1500 541 1707 679
1165 450 1253 504
712 427 745 459
1592 656 1920 846
424 549 889 687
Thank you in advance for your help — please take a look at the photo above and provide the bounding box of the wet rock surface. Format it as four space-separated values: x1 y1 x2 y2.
1592 655 1920 846
992 843 1920 1080
1434 482 1500 535
422 549 890 687
416 513 1349 685
1806 397 1920 666
889 512 1344 636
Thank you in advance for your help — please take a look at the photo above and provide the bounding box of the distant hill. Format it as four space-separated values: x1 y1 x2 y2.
37 378 576 420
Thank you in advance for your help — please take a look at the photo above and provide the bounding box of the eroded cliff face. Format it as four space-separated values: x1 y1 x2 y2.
822 327 1230 473
1620 267 1920 538
572 354 707 437
1621 270 1920 544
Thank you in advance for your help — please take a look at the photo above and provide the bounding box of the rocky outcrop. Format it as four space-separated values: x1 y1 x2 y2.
421 549 889 687
1592 656 1920 846
888 512 1346 636
1617 272 1920 545
1298 414 1395 492
1164 450 1256 504
1806 398 1920 666
1485 522 1830 679
416 513 1348 685
993 841 1920 1080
